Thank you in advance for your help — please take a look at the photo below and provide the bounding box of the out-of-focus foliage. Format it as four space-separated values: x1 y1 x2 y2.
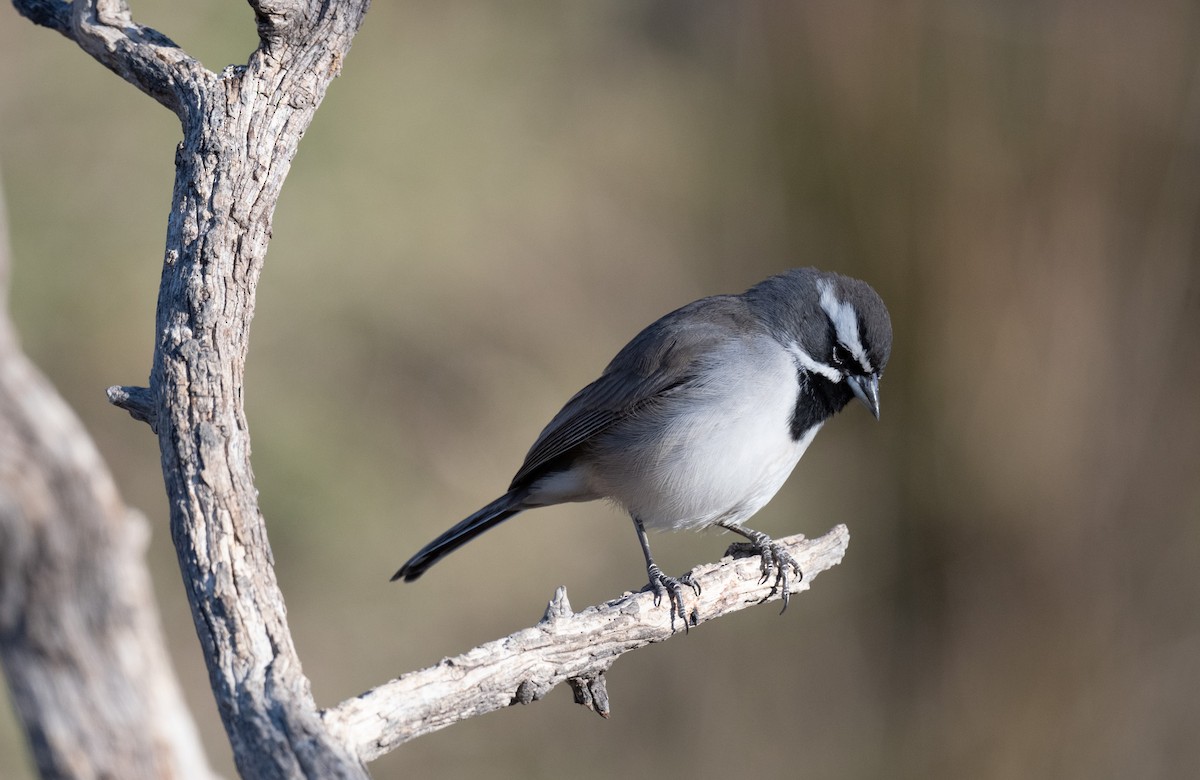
2 2 1198 778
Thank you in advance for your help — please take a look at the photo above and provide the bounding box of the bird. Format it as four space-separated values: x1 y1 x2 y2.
392 268 892 627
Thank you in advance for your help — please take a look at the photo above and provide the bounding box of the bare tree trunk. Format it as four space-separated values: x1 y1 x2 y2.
0 173 215 777
11 1 373 776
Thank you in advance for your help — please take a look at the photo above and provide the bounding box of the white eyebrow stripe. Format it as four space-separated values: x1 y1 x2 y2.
818 279 873 373
788 343 843 383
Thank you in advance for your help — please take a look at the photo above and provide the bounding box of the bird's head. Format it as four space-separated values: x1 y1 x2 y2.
748 268 893 419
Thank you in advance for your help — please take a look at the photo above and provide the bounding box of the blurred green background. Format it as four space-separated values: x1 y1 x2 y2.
2 2 1199 778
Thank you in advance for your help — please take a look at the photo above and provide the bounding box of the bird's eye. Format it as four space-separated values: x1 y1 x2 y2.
831 344 848 367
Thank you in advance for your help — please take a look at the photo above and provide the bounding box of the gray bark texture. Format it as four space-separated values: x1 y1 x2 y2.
0 178 215 778
6 2 850 778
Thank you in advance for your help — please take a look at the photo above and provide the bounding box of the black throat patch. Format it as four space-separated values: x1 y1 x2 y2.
790 368 853 441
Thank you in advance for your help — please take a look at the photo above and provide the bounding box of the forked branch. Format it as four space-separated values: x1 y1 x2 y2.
9 0 852 776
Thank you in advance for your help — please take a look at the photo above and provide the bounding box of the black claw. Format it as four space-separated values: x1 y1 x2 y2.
722 529 804 613
632 515 698 632
646 563 696 633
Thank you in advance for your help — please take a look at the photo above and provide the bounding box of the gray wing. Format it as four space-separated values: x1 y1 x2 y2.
509 294 757 488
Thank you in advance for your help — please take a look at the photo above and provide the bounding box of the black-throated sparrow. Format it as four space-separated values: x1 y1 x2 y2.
393 268 892 626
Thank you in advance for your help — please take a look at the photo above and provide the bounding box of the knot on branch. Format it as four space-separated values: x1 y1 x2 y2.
568 671 611 719
537 587 611 718
250 0 305 46
511 679 551 706
106 385 157 432
540 586 573 624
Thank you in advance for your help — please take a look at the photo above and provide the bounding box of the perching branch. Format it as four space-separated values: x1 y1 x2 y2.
323 526 849 762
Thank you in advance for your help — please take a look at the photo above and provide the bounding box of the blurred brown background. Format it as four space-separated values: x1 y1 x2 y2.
2 2 1198 778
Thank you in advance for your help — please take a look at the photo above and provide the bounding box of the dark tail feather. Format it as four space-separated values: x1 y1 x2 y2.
391 491 526 582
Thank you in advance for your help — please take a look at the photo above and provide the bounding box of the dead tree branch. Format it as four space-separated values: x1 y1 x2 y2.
323 526 849 762
13 0 208 114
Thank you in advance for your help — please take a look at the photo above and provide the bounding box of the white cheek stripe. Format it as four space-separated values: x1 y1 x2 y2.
818 279 873 373
787 343 843 384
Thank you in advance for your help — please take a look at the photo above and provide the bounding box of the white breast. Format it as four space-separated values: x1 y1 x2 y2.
586 335 821 532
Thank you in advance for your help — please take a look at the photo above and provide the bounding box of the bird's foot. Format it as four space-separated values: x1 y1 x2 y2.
645 563 701 632
724 530 804 613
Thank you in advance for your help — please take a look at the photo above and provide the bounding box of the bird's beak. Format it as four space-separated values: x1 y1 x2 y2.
848 374 881 419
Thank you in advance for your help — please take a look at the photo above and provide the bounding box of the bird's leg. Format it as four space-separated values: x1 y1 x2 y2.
718 521 804 613
632 515 699 631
